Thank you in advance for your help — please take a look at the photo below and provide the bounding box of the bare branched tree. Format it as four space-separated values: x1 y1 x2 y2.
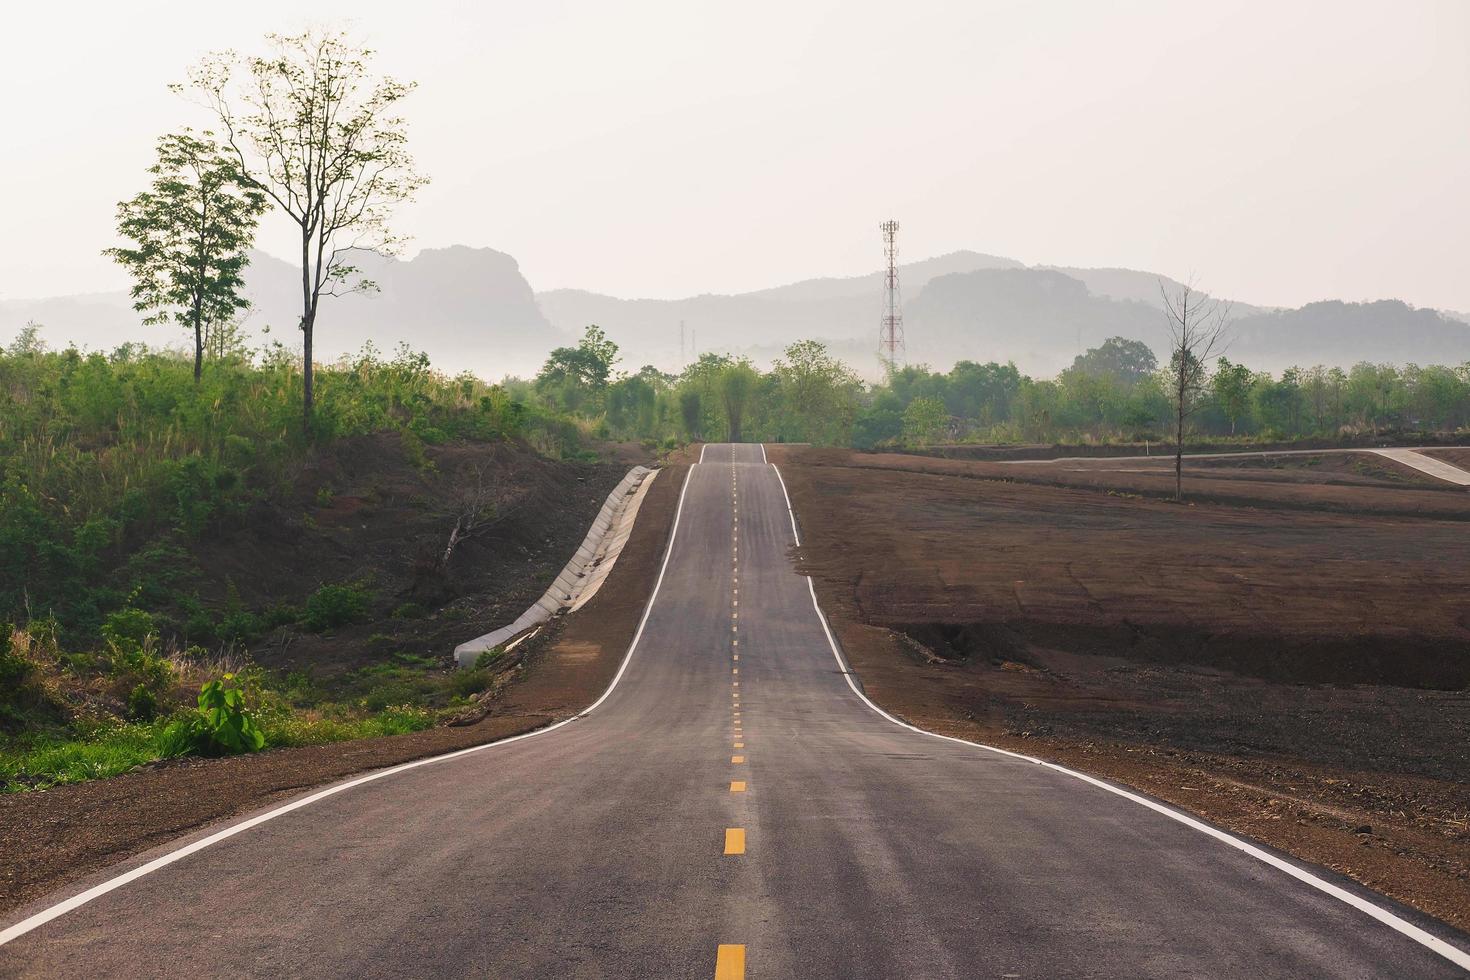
1161 281 1231 502
178 28 427 432
441 462 516 570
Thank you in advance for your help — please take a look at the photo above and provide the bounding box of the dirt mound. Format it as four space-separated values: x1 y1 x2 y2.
187 432 631 679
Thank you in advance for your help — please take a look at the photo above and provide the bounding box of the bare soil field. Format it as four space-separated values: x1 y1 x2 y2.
768 445 1470 932
849 449 1470 519
0 462 690 917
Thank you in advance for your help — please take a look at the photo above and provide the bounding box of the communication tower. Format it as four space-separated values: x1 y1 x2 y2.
879 220 904 365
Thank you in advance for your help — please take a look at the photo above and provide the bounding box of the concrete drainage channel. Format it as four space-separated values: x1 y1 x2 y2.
454 465 661 668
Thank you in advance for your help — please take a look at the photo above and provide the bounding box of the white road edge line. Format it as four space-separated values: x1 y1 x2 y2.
0 465 701 948
764 449 1470 972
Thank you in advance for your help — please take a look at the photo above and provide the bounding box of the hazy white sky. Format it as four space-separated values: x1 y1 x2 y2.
2 1 1467 310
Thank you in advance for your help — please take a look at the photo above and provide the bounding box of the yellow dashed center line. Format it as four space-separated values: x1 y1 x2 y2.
730 780 746 793
723 828 746 855
732 755 744 764
733 741 744 748
715 944 746 979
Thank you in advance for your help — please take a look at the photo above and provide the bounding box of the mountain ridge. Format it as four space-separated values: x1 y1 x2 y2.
3 246 1463 380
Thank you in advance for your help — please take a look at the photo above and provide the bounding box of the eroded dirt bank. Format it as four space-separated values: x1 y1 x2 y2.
769 444 1470 934
0 462 690 918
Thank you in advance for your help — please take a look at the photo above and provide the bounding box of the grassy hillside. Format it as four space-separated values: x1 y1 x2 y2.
0 338 628 788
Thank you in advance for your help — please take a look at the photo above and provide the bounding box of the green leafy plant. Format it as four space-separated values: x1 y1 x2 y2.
162 673 265 756
302 583 372 632
126 683 158 722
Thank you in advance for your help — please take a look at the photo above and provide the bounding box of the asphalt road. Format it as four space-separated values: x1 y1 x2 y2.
3 443 1467 977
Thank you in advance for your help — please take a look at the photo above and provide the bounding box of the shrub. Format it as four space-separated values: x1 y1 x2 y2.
472 647 505 671
126 683 158 722
161 673 265 757
448 668 492 700
101 608 154 647
218 609 263 645
262 603 300 629
302 583 372 632
391 602 426 620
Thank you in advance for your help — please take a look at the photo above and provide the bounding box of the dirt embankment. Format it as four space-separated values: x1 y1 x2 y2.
0 460 690 918
193 431 630 680
769 444 1470 934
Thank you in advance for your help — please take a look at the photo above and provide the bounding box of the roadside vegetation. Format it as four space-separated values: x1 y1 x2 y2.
0 335 592 789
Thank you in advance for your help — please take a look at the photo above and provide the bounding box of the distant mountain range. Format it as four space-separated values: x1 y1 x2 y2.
3 247 1465 380
1 246 563 380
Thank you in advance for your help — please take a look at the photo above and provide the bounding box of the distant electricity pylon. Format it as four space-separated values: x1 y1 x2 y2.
879 219 904 366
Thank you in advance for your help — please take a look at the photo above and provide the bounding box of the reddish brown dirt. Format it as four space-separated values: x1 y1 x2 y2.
841 449 1470 520
0 462 689 917
190 431 631 680
769 444 1470 933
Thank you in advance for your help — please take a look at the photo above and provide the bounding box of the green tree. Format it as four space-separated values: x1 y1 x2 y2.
1070 337 1158 384
901 396 946 447
678 388 703 439
1210 357 1255 435
183 28 428 431
535 325 621 414
606 370 659 437
104 132 266 382
770 340 860 444
717 362 758 441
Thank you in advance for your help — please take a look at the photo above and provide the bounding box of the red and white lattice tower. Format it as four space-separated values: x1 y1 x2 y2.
879 220 904 365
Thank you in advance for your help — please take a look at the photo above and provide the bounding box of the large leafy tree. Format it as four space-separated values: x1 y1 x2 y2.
717 361 758 442
535 325 620 414
104 132 266 382
770 340 861 445
181 28 427 431
1070 336 1158 385
1211 357 1255 435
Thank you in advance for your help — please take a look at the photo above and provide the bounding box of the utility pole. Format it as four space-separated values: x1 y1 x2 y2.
879 220 904 368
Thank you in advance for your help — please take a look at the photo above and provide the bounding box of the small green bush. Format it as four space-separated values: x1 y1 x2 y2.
218 609 263 645
101 608 154 647
302 583 372 632
391 602 426 620
161 674 265 757
126 683 157 722
448 668 492 700
262 603 300 629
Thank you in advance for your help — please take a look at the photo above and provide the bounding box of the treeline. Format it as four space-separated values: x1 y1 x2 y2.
529 330 1470 449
